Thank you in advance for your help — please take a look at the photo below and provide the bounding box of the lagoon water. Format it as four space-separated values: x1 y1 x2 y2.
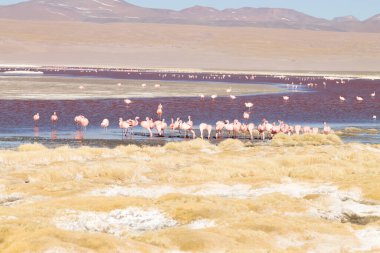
0 73 379 148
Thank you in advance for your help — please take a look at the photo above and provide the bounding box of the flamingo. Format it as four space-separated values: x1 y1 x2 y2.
124 99 132 105
371 92 376 97
211 94 217 100
200 94 205 99
117 83 122 86
245 102 253 111
154 84 161 88
283 96 289 101
243 112 250 121
224 120 234 138
126 116 139 135
356 96 364 101
100 118 109 131
79 85 84 90
215 121 225 139
240 123 248 139
51 112 58 127
247 123 255 140
230 95 236 100
187 116 193 127
154 119 167 136
169 117 182 137
180 120 195 139
119 118 130 136
156 103 163 119
312 127 319 134
141 83 146 87
33 113 40 126
294 125 302 135
226 87 232 93
257 123 265 140
199 123 212 140
233 119 242 138
323 122 331 134
373 115 377 120
339 96 346 101
140 117 153 137
80 117 89 131
303 126 311 134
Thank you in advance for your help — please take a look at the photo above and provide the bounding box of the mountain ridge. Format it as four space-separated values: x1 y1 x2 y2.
0 0 379 32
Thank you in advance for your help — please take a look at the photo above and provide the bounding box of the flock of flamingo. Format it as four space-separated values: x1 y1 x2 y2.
32 100 333 141
30 75 378 141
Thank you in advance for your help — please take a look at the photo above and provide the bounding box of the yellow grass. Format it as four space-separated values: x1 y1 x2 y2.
1 137 380 252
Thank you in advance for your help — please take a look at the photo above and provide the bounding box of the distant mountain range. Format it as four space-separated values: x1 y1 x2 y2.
0 0 379 32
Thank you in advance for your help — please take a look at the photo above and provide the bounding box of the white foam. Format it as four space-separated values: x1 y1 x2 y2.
54 208 177 236
187 219 216 230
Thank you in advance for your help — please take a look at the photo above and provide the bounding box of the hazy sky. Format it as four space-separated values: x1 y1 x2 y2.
1 0 379 20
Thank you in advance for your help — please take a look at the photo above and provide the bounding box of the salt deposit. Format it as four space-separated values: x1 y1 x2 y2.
54 208 177 236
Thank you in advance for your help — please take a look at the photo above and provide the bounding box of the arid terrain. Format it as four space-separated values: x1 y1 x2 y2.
1 19 380 72
1 135 380 252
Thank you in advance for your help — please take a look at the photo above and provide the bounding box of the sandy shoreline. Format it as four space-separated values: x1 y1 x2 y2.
1 65 380 80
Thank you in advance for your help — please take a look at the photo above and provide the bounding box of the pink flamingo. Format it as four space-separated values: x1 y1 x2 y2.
312 127 319 134
80 117 89 131
323 122 331 134
215 121 225 139
169 117 181 137
224 120 234 138
303 126 311 134
33 113 40 126
180 120 195 139
154 119 166 136
51 112 58 127
247 123 255 140
243 112 250 121
233 119 242 138
100 118 109 131
127 117 139 135
156 104 163 119
294 125 302 135
119 118 131 136
199 123 212 140
140 117 153 137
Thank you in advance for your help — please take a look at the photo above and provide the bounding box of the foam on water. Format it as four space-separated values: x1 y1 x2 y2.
53 207 177 236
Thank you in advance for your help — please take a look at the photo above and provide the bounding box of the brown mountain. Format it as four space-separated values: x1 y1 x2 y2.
0 0 379 32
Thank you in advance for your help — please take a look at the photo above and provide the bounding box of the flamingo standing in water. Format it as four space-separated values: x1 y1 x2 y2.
323 122 331 134
294 125 302 135
247 123 255 140
124 99 132 105
211 94 217 100
339 96 346 101
371 92 376 97
101 118 109 131
215 121 225 139
51 112 58 127
224 120 234 138
230 95 236 100
245 102 253 111
199 123 212 140
156 103 163 119
127 116 139 135
233 119 242 138
180 120 195 139
243 112 250 121
80 117 89 131
140 117 153 137
283 96 289 101
119 118 131 136
356 96 364 101
154 119 167 136
33 113 40 126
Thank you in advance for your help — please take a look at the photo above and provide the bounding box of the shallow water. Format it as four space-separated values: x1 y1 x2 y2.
0 73 379 148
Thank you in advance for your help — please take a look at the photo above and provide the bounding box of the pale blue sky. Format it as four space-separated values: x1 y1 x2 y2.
1 0 379 20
